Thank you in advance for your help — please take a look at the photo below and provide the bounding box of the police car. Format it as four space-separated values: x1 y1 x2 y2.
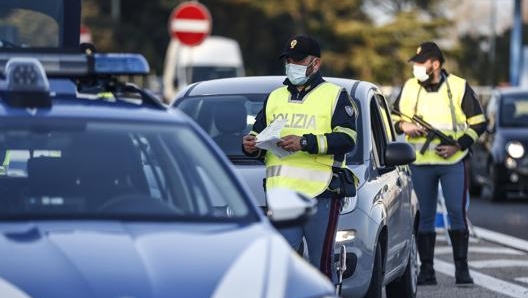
0 1 338 298
172 76 420 298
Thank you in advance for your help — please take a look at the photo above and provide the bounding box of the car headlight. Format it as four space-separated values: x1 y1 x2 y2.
506 141 525 159
336 229 357 243
505 157 517 169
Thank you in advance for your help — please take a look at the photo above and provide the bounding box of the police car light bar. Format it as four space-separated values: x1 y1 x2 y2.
0 52 150 77
94 53 150 75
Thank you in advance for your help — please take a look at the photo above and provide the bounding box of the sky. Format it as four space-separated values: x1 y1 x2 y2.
453 0 515 36
365 0 516 37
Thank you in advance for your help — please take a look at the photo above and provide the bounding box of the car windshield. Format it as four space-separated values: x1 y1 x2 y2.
188 66 239 83
0 118 256 222
500 95 528 127
176 93 362 164
177 95 260 157
0 1 64 48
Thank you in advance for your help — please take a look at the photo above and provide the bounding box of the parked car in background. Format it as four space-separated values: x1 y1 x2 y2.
172 76 420 298
470 87 528 201
0 1 338 297
162 36 245 103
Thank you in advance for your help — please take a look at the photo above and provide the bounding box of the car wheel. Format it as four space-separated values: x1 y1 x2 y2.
385 232 417 298
364 243 383 298
484 164 505 202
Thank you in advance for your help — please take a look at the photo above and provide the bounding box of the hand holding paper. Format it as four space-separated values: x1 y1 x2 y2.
255 119 292 158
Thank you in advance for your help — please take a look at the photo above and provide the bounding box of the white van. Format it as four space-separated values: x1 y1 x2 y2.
162 35 245 103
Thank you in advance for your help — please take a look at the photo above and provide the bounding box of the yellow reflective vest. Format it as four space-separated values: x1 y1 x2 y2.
0 150 10 175
264 82 345 197
399 74 469 165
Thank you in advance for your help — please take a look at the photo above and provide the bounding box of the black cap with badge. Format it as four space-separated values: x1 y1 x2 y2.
279 35 321 61
408 41 445 64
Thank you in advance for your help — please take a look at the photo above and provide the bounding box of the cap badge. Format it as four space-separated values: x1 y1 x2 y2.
416 46 422 54
290 39 297 49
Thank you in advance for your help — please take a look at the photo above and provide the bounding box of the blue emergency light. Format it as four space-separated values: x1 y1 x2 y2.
0 52 150 77
0 52 151 107
93 53 150 75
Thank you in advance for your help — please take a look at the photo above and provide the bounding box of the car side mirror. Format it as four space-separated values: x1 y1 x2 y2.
265 188 317 228
385 142 416 166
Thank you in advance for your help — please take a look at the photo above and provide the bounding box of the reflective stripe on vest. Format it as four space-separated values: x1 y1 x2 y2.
399 74 468 165
265 82 342 197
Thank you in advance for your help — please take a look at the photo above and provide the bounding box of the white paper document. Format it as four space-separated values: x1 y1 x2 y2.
255 119 292 158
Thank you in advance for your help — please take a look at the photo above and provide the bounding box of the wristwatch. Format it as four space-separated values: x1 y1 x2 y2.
300 136 308 150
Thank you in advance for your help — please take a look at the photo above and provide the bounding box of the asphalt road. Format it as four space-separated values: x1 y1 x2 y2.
380 230 528 298
469 195 528 241
400 194 528 298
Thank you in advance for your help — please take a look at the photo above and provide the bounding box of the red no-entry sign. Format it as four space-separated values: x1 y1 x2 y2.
168 2 212 46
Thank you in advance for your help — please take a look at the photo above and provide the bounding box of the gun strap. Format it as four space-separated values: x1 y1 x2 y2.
413 87 422 116
443 73 458 132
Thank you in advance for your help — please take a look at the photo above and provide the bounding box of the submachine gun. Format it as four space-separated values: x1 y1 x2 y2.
393 110 458 155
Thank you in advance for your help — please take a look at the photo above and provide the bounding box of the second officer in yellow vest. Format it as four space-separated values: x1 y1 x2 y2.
242 35 358 283
392 41 486 287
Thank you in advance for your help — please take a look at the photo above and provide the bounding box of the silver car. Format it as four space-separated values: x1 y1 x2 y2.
173 76 419 298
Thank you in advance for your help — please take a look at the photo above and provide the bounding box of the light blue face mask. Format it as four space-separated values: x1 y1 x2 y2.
285 60 314 85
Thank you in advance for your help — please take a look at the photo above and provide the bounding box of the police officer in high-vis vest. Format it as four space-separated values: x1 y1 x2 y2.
392 41 486 286
242 35 358 283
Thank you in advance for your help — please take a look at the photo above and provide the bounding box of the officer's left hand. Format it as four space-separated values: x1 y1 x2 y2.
435 144 460 159
278 135 302 152
242 134 258 153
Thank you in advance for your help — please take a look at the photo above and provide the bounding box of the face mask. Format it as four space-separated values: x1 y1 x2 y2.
285 60 314 85
412 65 429 82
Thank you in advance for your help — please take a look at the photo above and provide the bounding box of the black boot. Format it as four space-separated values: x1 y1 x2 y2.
417 232 437 285
448 230 474 286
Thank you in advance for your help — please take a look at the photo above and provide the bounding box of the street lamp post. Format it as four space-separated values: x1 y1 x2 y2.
488 0 497 86
510 0 522 86
111 0 121 21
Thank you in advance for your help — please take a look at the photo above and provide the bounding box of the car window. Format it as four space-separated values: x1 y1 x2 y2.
177 95 264 156
0 118 255 222
188 66 239 83
0 2 63 48
370 95 390 169
345 96 363 165
375 93 396 142
500 95 528 127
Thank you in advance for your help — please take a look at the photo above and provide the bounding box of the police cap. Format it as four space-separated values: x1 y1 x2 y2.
279 35 321 61
408 41 445 64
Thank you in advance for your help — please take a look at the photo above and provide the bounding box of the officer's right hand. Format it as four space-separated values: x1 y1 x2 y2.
242 134 258 153
400 122 426 138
